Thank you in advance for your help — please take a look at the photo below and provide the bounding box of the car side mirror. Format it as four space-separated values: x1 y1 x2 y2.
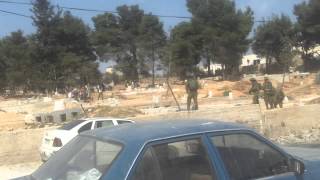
290 158 305 175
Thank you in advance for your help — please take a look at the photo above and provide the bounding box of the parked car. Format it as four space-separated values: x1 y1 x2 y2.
17 120 320 180
39 117 134 162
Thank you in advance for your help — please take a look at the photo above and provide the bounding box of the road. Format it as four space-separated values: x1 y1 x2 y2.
284 145 320 161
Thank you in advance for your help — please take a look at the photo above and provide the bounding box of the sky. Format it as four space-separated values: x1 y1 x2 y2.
0 0 307 38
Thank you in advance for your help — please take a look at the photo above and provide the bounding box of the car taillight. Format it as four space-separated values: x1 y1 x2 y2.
53 137 62 147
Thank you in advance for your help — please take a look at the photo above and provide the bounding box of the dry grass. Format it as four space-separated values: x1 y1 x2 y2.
89 106 143 118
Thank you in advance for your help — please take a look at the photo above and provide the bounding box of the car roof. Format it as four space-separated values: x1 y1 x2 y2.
85 119 249 145
82 117 132 121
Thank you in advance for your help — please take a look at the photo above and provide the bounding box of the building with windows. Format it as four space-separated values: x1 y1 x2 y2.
241 54 267 67
198 61 222 75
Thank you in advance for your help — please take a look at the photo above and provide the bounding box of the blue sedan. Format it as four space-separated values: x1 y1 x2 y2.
16 120 320 180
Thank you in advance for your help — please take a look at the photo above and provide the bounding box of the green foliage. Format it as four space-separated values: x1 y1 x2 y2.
185 0 254 79
139 14 166 85
294 0 320 70
92 5 144 81
92 6 166 82
55 12 99 87
0 0 100 93
169 22 202 79
253 15 295 73
0 31 35 92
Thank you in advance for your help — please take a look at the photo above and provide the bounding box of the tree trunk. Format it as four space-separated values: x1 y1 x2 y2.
232 65 240 80
152 47 155 87
223 64 239 80
222 64 226 80
266 56 271 74
131 47 139 81
282 65 286 88
206 49 211 76
302 50 311 72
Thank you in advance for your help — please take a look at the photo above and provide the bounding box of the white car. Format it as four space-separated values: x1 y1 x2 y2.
39 117 134 162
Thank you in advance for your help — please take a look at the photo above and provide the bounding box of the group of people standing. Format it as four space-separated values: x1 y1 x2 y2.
68 84 105 102
249 77 285 109
185 74 286 112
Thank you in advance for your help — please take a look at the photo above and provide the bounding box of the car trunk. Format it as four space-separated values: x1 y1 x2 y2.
43 129 75 147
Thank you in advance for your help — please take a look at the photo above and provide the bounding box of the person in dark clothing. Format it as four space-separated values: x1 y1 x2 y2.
186 75 200 111
273 86 285 108
249 78 261 104
97 84 104 100
262 77 274 109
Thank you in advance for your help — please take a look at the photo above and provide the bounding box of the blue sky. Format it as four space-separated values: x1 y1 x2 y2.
0 0 306 37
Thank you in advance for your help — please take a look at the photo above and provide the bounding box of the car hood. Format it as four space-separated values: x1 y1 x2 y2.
10 175 32 180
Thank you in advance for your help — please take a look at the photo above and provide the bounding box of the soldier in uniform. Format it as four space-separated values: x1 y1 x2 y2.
262 77 274 109
273 85 285 108
97 84 104 100
186 74 200 111
249 78 261 104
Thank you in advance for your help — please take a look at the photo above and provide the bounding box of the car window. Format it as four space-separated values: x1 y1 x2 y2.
131 138 216 180
117 120 132 125
211 133 290 180
96 140 122 168
95 120 114 129
131 148 161 180
59 120 85 130
78 122 92 133
33 136 122 180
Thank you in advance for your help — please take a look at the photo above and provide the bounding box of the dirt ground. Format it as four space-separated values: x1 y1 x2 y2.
0 112 25 131
0 162 41 179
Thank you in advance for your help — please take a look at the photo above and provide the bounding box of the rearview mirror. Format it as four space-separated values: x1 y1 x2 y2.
290 158 305 175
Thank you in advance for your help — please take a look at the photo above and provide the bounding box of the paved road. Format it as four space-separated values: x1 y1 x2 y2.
284 145 320 161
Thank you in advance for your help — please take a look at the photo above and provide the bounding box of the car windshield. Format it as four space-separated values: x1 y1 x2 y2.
58 120 85 130
32 136 123 180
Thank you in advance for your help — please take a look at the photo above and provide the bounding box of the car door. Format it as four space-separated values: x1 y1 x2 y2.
208 131 298 180
128 136 218 180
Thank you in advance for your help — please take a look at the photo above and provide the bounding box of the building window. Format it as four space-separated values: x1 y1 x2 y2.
254 59 261 65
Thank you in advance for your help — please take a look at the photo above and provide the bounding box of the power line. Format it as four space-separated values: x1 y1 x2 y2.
0 0 191 19
0 0 268 22
0 0 30 5
0 9 31 18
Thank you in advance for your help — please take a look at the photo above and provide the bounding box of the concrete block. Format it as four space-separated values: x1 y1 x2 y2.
53 100 65 111
25 108 82 125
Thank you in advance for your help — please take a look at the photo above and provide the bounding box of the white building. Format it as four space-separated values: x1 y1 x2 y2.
297 45 320 58
105 67 114 74
311 46 320 57
198 61 222 75
241 54 267 67
105 67 123 76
